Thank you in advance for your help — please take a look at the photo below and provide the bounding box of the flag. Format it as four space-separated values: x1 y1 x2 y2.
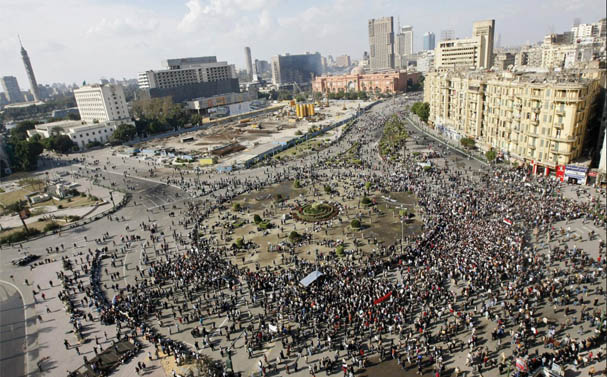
503 218 513 226
373 291 393 305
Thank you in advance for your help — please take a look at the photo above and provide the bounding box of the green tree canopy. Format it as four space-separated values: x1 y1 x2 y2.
111 123 137 143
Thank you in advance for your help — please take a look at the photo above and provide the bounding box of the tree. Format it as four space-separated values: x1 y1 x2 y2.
411 102 430 122
350 219 362 229
485 149 497 162
253 214 262 224
12 139 43 171
295 94 307 103
460 137 476 149
46 134 75 154
111 123 137 143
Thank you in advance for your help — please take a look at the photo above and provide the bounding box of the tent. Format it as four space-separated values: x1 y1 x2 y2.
300 270 323 287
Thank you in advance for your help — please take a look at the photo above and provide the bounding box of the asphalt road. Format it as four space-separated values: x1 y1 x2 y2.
0 282 26 377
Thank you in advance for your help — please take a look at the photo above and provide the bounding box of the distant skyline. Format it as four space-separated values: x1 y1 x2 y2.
0 0 604 87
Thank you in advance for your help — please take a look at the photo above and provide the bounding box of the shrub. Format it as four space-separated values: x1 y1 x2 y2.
336 245 345 257
232 202 241 211
43 222 61 232
57 204 64 209
293 180 302 189
289 231 301 243
258 221 271 230
350 219 362 229
0 229 41 244
361 196 372 206
235 237 245 248
253 214 262 224
323 185 332 194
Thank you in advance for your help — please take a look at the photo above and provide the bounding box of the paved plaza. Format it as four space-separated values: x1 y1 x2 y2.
1 96 605 377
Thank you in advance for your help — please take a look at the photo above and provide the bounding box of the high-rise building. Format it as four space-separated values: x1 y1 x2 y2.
271 53 323 84
368 17 395 70
74 84 130 124
434 19 495 70
138 56 239 102
395 25 413 68
19 37 40 102
335 55 352 67
244 47 253 82
423 70 600 169
0 76 25 103
472 19 495 68
423 32 436 51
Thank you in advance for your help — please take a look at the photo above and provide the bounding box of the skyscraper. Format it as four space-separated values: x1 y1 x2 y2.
423 32 436 51
395 26 413 69
368 17 395 70
244 47 253 82
0 76 25 103
472 19 495 68
19 36 40 102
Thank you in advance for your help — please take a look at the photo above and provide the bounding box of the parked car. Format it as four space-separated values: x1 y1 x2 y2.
11 254 40 266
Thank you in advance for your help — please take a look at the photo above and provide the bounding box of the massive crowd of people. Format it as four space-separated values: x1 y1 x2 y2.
40 98 606 377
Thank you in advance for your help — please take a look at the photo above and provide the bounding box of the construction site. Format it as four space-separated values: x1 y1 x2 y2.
131 99 374 168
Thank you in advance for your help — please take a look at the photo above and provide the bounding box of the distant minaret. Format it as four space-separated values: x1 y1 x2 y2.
19 35 40 102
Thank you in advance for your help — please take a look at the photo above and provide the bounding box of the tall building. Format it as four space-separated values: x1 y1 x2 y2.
74 84 130 124
19 37 40 102
434 19 495 70
335 55 352 67
244 47 253 82
368 17 395 70
423 32 436 51
271 53 322 84
0 76 25 103
395 25 413 68
472 19 495 68
423 70 600 169
138 56 239 103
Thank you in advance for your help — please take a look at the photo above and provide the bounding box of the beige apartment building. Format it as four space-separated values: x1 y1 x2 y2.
424 70 600 168
434 20 495 70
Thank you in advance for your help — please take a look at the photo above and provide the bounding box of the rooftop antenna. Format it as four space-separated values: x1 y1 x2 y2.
17 34 23 48
397 16 401 33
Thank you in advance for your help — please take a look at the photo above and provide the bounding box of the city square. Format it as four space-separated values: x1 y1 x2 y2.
1 2 607 377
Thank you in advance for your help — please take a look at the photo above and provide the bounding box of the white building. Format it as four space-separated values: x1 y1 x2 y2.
138 57 236 90
74 84 129 124
27 120 129 150
416 51 435 73
395 26 414 69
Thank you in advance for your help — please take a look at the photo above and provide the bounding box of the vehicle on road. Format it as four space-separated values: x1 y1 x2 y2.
11 254 40 266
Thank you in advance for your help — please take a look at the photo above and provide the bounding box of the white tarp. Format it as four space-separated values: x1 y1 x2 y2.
300 270 323 287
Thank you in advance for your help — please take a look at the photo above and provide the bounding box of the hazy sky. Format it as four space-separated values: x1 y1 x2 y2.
1 0 604 87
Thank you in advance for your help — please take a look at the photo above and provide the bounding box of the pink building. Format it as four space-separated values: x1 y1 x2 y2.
312 70 421 94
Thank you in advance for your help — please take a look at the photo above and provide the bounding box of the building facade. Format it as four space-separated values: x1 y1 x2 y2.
271 53 323 84
312 71 421 94
434 20 494 70
26 120 129 150
0 76 25 103
395 26 414 69
138 56 239 102
423 32 436 51
336 55 352 67
368 17 395 70
74 84 130 124
424 70 600 169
